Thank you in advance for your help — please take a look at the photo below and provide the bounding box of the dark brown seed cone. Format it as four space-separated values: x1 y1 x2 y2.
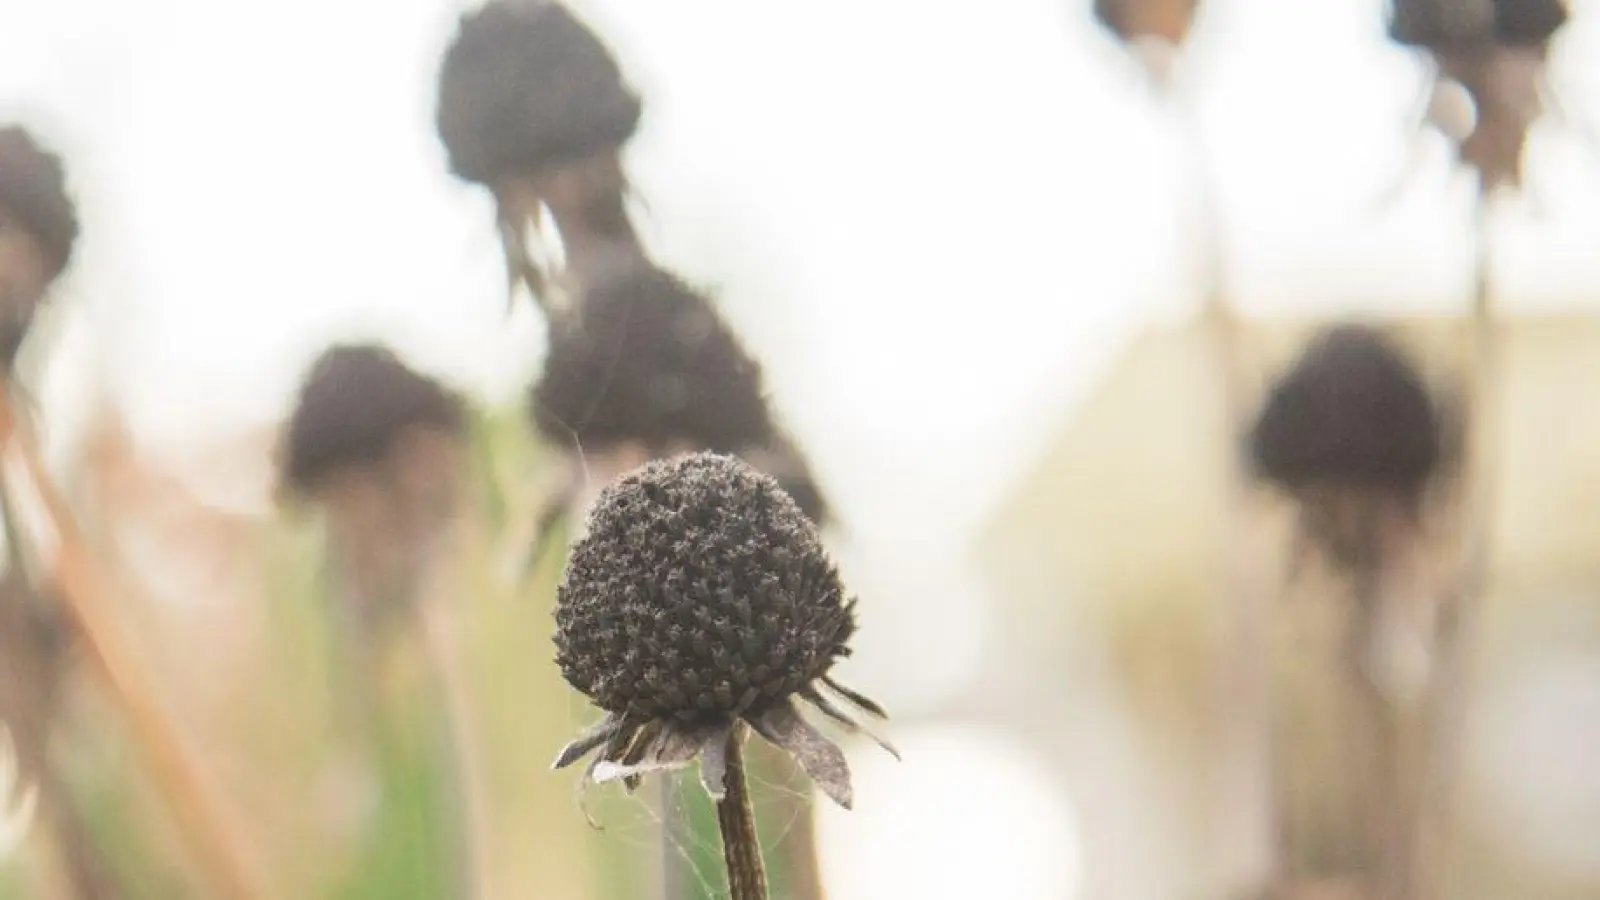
550 453 887 809
554 453 853 722
280 344 466 496
1094 0 1201 47
1389 0 1567 50
435 0 643 186
0 126 78 281
1248 325 1443 504
529 261 776 457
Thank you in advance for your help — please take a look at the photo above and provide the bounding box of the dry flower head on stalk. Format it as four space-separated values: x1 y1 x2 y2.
436 0 643 307
551 453 891 808
0 125 78 367
1388 0 1571 191
436 0 640 187
530 259 831 524
1248 324 1447 571
280 344 467 498
1094 0 1201 48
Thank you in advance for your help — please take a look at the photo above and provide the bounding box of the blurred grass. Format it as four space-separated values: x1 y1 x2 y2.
0 402 831 900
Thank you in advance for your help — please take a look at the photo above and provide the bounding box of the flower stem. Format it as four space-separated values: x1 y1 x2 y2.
715 727 768 900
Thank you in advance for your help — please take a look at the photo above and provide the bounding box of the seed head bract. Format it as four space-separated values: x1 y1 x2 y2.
551 453 890 808
436 0 643 186
280 344 466 495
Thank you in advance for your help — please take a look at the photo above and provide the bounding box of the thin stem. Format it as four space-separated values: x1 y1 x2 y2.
1170 77 1283 891
0 388 269 900
1412 180 1500 900
715 727 768 900
418 591 495 900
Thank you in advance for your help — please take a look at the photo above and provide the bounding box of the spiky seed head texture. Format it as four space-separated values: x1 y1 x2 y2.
0 126 78 280
436 0 642 185
1389 0 1567 49
554 453 854 722
281 344 466 494
529 260 776 456
1249 324 1442 499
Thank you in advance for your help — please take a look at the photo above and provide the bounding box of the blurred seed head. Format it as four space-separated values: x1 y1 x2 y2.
280 344 467 497
1094 0 1200 50
0 126 78 368
436 0 643 186
1388 0 1567 50
1249 324 1443 504
529 259 775 457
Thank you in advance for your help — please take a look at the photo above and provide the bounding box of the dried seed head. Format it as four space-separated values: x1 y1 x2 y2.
529 261 775 456
555 453 853 721
1389 0 1567 49
550 452 884 808
1249 324 1442 501
1094 0 1201 47
281 344 466 495
0 127 77 281
436 0 642 186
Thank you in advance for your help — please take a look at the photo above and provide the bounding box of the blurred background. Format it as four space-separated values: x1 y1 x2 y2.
3 0 1600 897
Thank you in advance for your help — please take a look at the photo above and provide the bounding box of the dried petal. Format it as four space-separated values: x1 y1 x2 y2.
822 675 888 719
592 720 727 789
750 701 854 810
552 712 627 770
801 686 900 761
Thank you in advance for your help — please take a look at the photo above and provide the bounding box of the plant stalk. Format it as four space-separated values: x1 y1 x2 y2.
715 728 768 900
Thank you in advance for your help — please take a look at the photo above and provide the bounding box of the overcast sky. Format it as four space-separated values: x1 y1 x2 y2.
4 0 1600 550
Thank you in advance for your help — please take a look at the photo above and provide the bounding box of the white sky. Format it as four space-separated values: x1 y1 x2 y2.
4 0 1600 553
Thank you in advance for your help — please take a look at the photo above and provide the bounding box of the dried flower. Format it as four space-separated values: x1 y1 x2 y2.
529 259 833 525
1388 0 1569 189
1249 325 1442 502
0 126 78 366
1248 324 1449 576
435 0 642 187
531 262 771 455
551 452 890 808
1093 0 1201 48
280 344 466 496
1388 0 1567 50
0 126 77 281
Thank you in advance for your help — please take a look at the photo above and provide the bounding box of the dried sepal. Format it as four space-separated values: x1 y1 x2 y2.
750 701 854 810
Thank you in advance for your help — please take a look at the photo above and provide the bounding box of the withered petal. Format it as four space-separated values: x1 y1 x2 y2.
552 712 627 770
750 701 854 810
801 686 901 761
822 676 888 719
582 722 641 784
593 720 727 790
